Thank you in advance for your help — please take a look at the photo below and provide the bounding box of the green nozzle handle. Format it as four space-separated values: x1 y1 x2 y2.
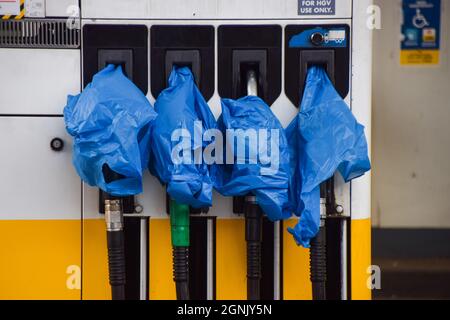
170 199 190 247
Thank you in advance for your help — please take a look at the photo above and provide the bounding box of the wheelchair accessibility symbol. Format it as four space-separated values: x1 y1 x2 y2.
412 9 429 29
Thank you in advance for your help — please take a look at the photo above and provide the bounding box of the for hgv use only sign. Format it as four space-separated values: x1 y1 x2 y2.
298 0 336 15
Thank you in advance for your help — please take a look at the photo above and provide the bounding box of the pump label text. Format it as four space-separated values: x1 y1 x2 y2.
298 0 336 16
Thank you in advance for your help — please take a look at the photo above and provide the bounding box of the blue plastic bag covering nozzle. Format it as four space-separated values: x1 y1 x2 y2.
286 66 371 247
64 64 157 196
215 96 291 221
149 66 217 208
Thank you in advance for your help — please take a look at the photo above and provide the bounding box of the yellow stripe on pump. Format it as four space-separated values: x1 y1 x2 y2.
0 220 81 300
81 218 110 300
282 219 312 300
149 218 176 300
351 218 372 300
216 219 246 300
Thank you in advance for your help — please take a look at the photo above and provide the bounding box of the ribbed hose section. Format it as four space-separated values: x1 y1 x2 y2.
172 246 190 300
310 225 327 300
245 201 263 300
247 241 262 300
107 231 126 300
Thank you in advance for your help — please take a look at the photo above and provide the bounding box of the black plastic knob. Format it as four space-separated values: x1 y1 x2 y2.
50 138 64 152
311 32 325 46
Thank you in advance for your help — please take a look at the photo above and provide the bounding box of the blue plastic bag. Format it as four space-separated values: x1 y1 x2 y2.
64 64 157 196
149 67 217 208
286 66 371 247
214 96 291 221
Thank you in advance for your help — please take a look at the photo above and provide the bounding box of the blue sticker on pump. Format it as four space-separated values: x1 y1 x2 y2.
289 27 347 48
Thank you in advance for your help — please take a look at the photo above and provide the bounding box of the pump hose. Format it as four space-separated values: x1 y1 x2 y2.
172 246 190 300
104 199 126 300
310 225 327 300
245 198 263 300
107 230 126 300
169 199 190 300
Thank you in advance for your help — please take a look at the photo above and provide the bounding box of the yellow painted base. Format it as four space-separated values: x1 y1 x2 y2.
0 217 372 300
149 219 176 300
351 218 372 300
0 220 81 300
149 218 248 300
283 219 312 300
81 219 110 300
283 218 372 300
216 219 247 300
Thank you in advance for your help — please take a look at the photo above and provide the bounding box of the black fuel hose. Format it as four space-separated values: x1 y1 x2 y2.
105 199 126 300
245 196 263 300
310 224 326 300
310 183 328 300
172 246 190 300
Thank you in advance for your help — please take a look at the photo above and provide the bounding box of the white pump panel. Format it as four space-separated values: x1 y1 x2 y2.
81 0 352 20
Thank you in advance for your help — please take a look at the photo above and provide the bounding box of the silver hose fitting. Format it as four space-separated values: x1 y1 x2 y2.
245 195 257 204
105 199 123 232
319 198 327 227
246 70 258 97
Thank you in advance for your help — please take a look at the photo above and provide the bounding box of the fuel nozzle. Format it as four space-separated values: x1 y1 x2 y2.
244 69 264 300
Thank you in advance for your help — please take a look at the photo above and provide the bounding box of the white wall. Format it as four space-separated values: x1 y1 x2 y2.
372 0 450 228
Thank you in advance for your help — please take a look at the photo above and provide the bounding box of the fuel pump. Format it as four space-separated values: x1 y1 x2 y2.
243 70 264 300
285 25 349 301
285 25 370 300
150 25 216 300
63 63 156 300
217 25 284 300
1 0 374 301
100 170 137 300
81 24 151 300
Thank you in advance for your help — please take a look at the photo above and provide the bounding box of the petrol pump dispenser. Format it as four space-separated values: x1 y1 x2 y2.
63 62 156 300
222 68 265 301
220 32 267 300
150 65 215 300
217 25 284 300
0 0 373 300
284 25 351 300
77 0 371 301
285 24 371 300
81 24 152 300
149 25 216 300
242 71 264 301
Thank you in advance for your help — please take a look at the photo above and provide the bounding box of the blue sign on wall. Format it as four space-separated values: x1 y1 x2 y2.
401 0 441 65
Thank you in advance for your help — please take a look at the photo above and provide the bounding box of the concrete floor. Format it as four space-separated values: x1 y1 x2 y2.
372 258 450 300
